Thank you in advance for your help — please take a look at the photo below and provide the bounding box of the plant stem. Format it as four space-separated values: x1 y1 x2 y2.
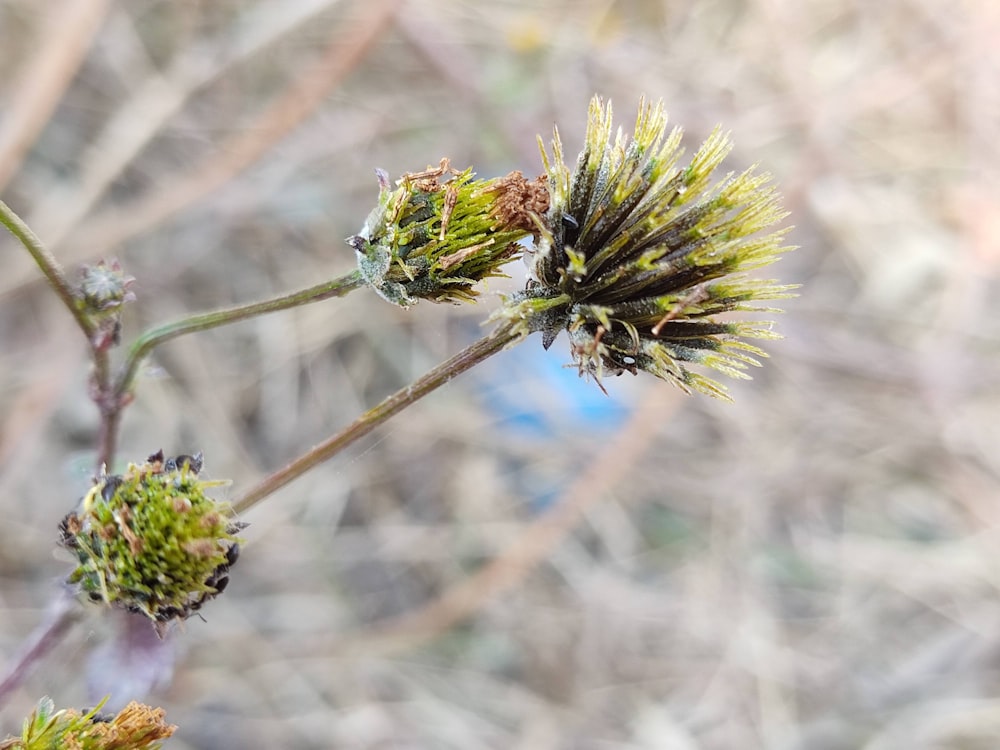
0 588 84 709
233 322 521 514
0 199 94 339
93 347 116 470
95 397 122 472
0 200 117 472
113 270 365 402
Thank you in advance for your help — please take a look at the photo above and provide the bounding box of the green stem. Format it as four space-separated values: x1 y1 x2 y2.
0 199 95 339
113 270 365 401
0 200 117 472
233 322 521 514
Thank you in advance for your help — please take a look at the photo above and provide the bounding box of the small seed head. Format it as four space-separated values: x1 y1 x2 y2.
349 159 541 306
60 450 243 633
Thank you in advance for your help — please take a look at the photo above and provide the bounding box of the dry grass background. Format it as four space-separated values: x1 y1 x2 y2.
1 0 999 748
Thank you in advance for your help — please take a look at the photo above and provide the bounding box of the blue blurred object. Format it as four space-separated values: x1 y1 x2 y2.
473 329 638 512
479 331 633 437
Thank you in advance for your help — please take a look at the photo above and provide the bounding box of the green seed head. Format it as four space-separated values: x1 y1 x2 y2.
59 451 243 634
349 158 546 306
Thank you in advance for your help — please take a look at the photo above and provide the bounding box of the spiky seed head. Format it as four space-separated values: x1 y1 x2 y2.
497 96 796 399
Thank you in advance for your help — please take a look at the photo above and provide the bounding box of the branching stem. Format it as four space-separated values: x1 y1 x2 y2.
3 197 366 469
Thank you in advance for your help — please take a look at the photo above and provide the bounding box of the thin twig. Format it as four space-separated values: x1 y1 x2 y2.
0 589 84 709
233 323 521 514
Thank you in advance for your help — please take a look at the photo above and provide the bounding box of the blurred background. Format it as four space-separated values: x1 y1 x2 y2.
1 0 999 747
